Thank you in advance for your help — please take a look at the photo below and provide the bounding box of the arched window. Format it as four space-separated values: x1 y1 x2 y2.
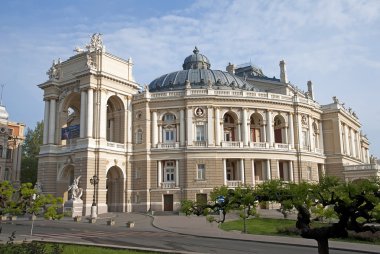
223 113 236 141
274 115 286 143
250 113 262 142
106 95 125 143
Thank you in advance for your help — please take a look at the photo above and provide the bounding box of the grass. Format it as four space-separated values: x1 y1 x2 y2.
62 245 160 254
220 217 296 235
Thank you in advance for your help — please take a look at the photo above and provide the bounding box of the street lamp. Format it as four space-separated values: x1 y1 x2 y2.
90 174 99 218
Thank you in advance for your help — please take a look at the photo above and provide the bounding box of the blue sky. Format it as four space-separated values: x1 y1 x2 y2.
1 0 380 157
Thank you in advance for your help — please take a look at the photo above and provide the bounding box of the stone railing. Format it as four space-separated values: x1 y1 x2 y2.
161 182 176 189
275 143 291 150
344 164 380 171
249 142 269 149
227 180 243 187
221 141 243 148
157 142 179 149
193 141 207 147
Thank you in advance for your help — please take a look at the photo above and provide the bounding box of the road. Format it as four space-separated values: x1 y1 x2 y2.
0 219 365 254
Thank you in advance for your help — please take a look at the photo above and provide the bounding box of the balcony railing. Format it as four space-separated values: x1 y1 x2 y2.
161 182 176 189
157 142 179 149
344 164 380 171
193 141 207 147
221 141 243 148
227 180 243 187
249 142 269 149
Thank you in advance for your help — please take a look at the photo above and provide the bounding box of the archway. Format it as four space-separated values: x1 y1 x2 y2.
106 166 124 212
250 113 263 142
223 112 238 141
273 115 286 144
106 96 125 143
58 165 74 202
59 92 81 145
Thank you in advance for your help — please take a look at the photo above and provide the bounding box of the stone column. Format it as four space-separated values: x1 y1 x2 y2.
175 160 179 187
240 159 245 184
289 161 294 182
266 159 271 180
157 161 162 188
207 107 214 146
242 108 248 146
350 128 356 158
262 122 267 142
180 109 185 146
151 111 158 148
80 90 86 138
48 98 56 144
237 123 241 142
127 96 132 145
187 107 193 146
158 124 162 144
215 108 220 146
252 159 256 185
288 113 294 148
87 88 94 138
308 116 314 151
223 159 227 185
297 114 303 149
266 111 273 147
344 125 350 155
99 89 107 139
319 121 324 150
43 100 50 144
277 160 280 179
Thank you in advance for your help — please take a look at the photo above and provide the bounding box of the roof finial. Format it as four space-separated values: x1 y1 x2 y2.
193 46 199 54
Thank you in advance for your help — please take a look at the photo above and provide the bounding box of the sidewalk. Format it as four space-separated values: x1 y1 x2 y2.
152 211 380 254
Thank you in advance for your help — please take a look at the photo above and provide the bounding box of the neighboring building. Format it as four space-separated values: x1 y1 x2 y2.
0 105 25 183
37 34 377 215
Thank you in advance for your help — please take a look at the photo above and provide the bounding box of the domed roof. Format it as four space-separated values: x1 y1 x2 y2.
182 47 210 70
149 47 260 92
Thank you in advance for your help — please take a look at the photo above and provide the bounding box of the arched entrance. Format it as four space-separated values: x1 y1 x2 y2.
58 165 74 202
106 166 124 212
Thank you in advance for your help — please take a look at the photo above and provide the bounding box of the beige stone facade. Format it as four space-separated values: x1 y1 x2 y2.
37 34 376 215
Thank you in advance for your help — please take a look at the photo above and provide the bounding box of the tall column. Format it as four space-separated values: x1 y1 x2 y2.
266 159 271 180
288 113 294 148
223 159 227 185
151 111 158 148
215 108 220 146
350 128 356 157
126 96 132 145
43 100 50 144
266 111 273 146
240 159 245 184
175 160 179 187
262 122 267 142
48 98 56 144
158 125 162 143
87 88 94 138
180 109 185 146
318 121 324 151
99 89 107 139
297 114 303 149
344 125 350 155
242 108 248 146
289 161 294 182
207 107 214 146
252 159 256 185
338 122 344 154
277 160 280 179
308 116 314 151
157 161 162 188
80 90 86 138
186 107 193 146
237 124 241 142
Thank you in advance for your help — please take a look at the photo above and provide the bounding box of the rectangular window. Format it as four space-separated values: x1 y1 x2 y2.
302 131 308 147
135 169 141 179
165 130 175 142
165 168 175 181
196 125 205 141
6 149 12 160
136 130 143 144
197 164 205 180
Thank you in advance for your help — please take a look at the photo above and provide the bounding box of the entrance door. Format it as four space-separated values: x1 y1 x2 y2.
163 194 173 211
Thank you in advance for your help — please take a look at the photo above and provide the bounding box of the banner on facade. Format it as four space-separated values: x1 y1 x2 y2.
61 125 80 140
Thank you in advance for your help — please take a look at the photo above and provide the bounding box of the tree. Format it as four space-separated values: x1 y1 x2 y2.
20 121 43 184
181 178 380 254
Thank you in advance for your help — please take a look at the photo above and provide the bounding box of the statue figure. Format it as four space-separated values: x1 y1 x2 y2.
332 96 339 104
34 182 43 194
86 53 96 69
46 60 60 80
68 176 83 200
144 84 149 92
86 33 103 52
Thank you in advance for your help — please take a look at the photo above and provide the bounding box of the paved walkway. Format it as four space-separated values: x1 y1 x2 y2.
1 211 379 253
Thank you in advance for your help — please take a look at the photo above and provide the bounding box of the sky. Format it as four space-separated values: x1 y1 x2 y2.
1 0 380 157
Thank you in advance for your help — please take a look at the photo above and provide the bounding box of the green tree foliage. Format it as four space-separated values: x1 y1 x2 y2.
20 121 43 184
181 177 380 254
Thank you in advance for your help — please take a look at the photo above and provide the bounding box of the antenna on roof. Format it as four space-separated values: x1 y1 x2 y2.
0 84 4 106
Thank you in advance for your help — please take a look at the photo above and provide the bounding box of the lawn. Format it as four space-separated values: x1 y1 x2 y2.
220 217 297 235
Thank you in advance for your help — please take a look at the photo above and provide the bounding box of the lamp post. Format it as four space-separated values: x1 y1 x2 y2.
90 175 99 218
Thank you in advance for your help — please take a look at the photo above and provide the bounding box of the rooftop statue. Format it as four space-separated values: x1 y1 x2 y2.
86 33 103 52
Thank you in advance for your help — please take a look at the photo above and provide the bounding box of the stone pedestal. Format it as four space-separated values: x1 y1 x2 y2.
64 199 83 217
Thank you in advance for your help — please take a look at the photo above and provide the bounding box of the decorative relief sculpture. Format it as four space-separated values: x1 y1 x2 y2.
86 53 96 69
68 176 83 200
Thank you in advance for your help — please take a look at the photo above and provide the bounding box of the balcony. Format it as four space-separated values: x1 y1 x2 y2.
249 142 269 149
274 143 291 150
193 141 207 147
161 182 177 189
344 164 380 171
221 141 243 148
157 142 179 149
226 180 243 187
